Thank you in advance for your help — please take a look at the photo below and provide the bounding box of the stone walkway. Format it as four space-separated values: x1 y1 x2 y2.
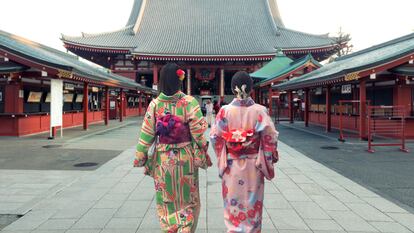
1 134 414 232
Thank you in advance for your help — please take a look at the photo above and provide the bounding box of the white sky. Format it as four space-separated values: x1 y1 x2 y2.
0 0 413 52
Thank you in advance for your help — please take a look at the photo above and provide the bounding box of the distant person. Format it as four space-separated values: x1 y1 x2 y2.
135 63 212 232
210 71 279 233
213 100 220 114
205 99 214 127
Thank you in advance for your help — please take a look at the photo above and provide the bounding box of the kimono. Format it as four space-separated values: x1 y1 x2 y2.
210 97 279 233
135 91 210 233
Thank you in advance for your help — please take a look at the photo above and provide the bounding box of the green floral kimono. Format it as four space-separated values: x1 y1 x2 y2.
135 91 209 233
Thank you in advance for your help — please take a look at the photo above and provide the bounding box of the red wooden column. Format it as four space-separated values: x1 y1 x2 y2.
268 87 273 116
187 68 192 95
153 65 159 90
325 86 332 132
359 79 367 139
83 82 89 130
104 86 109 125
119 88 124 122
138 93 143 116
305 88 310 127
288 90 294 123
220 69 225 102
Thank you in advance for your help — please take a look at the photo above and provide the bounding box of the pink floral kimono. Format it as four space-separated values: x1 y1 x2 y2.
210 97 279 233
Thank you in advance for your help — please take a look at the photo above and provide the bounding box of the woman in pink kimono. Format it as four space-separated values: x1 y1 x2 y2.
210 71 279 233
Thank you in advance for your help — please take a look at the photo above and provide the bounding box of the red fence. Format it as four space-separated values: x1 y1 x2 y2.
367 105 409 153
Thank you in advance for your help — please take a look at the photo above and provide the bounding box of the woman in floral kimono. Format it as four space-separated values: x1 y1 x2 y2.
134 63 211 233
210 71 279 233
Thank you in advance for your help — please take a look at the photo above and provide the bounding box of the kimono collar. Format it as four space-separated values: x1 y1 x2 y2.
158 91 186 102
230 97 255 107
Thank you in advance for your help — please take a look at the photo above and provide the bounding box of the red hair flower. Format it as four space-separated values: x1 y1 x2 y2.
176 69 186 81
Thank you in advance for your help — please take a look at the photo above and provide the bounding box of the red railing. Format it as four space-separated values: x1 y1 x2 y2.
367 105 409 153
338 100 369 142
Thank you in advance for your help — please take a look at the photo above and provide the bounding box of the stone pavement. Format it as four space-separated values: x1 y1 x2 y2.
1 132 414 232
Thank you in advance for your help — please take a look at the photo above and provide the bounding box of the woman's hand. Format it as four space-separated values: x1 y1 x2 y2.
134 151 147 167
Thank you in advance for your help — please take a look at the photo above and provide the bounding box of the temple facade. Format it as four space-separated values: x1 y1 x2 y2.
62 0 337 103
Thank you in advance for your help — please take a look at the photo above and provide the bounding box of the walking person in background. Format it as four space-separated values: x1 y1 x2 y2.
134 63 211 233
205 99 214 127
210 71 279 233
213 100 220 115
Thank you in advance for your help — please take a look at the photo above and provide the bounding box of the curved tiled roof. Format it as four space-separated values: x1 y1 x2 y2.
0 30 155 93
274 33 414 90
62 0 335 57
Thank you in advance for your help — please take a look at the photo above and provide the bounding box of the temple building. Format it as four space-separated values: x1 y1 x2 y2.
0 30 156 137
274 33 414 139
61 0 337 102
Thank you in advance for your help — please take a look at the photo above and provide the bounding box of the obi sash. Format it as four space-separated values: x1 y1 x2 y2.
156 113 191 144
222 129 260 159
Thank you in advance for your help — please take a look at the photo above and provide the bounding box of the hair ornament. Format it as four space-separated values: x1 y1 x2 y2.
234 84 248 99
176 69 186 81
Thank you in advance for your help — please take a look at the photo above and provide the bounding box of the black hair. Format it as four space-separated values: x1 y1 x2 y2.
231 71 253 96
158 63 182 96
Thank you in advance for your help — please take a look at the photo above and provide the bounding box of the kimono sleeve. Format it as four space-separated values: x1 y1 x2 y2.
134 100 156 167
210 107 228 178
255 107 279 180
187 98 210 169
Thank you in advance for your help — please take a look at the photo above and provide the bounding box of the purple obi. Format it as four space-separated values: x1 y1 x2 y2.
156 114 192 144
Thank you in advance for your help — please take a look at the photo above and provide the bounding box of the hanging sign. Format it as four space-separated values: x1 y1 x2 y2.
51 79 63 127
341 84 352 94
315 87 322 95
297 90 303 96
91 87 99 93
64 83 75 90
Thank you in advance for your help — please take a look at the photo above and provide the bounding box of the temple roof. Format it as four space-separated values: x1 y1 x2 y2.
251 51 295 79
0 30 154 92
274 32 414 90
252 52 322 87
62 0 335 59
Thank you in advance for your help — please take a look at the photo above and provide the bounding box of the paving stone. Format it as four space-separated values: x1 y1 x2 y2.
326 210 379 232
345 203 393 222
328 189 366 203
309 195 349 211
363 197 409 213
71 208 117 229
280 188 311 202
114 201 150 218
303 219 344 231
104 217 141 229
264 193 292 209
93 199 125 209
370 221 412 233
138 209 160 229
37 218 77 230
387 213 414 231
268 209 309 230
290 201 330 219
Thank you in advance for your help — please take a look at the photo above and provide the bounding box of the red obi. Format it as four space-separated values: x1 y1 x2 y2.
222 129 254 143
156 114 191 144
223 129 260 159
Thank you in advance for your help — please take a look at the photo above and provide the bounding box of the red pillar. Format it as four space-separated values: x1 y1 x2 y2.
288 90 294 123
153 65 159 90
119 88 124 122
268 87 273 116
359 79 367 139
83 82 89 130
105 86 109 125
138 93 143 116
325 86 332 132
305 88 310 127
